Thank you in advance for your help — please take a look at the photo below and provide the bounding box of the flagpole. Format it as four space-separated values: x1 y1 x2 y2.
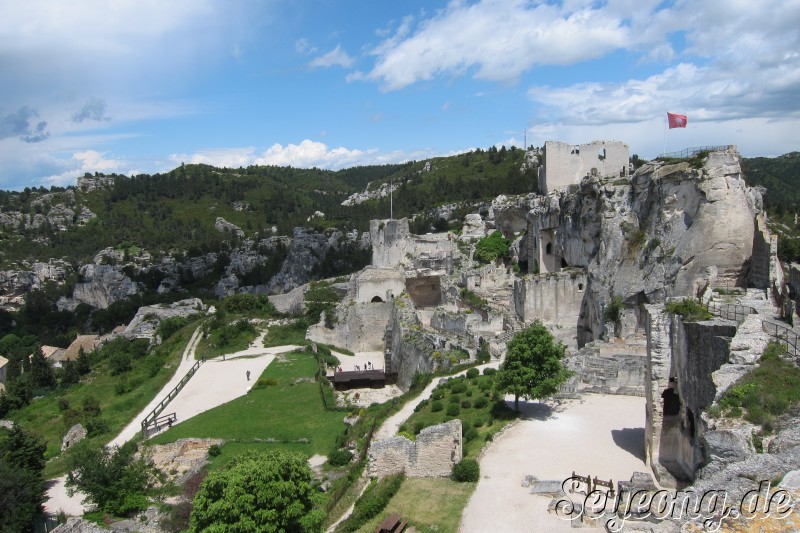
662 114 667 157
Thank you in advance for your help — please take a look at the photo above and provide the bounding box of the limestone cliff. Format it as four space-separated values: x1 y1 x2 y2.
524 147 762 345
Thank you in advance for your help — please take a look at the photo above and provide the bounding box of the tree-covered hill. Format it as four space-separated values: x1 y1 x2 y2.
741 152 800 215
0 145 537 266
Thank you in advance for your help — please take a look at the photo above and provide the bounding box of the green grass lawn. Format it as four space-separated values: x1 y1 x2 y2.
11 321 202 478
194 325 259 359
400 371 518 458
263 321 308 347
356 478 476 533
148 349 346 460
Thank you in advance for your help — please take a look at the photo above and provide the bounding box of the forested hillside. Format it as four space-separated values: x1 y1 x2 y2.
0 146 535 266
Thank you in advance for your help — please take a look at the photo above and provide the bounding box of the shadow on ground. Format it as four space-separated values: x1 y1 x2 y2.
611 427 646 461
514 400 556 421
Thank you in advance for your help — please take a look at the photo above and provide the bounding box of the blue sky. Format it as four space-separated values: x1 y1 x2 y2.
1 0 799 189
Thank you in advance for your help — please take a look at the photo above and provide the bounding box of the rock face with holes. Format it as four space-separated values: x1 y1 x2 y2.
523 146 763 346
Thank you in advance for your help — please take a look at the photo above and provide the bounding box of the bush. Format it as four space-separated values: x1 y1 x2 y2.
461 399 472 409
473 418 485 428
464 428 479 442
466 368 480 379
207 444 222 457
340 473 405 532
414 399 429 412
473 396 489 409
449 394 461 404
604 296 624 323
451 382 467 394
431 401 444 412
328 448 353 467
446 404 460 417
483 368 496 376
431 389 445 401
665 299 713 321
474 231 511 263
452 458 480 482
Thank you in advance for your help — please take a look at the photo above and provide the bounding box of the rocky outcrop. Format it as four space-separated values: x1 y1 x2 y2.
525 147 761 345
67 264 141 310
214 217 244 237
0 259 72 308
77 174 115 192
123 298 207 341
341 181 399 206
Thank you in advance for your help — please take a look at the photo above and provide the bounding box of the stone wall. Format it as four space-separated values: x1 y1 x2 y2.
368 420 462 478
405 275 442 307
307 301 392 352
513 270 586 348
539 140 629 193
566 338 647 395
371 218 413 268
354 267 405 303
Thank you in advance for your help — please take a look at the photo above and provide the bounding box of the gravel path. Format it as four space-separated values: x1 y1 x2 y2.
459 394 647 532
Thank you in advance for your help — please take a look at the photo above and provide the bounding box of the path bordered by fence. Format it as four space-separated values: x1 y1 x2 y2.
661 145 734 159
140 358 203 439
707 302 800 358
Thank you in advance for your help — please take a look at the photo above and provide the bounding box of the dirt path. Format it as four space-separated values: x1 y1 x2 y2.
459 394 647 532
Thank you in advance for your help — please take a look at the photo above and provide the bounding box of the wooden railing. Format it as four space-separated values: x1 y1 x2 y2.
140 359 203 439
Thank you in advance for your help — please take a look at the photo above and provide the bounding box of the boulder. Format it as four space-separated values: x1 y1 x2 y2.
61 423 87 452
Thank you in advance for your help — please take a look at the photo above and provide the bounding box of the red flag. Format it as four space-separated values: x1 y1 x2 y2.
667 112 687 129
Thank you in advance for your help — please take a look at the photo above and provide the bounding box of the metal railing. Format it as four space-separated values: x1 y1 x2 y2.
761 320 800 359
141 359 203 439
707 301 757 324
660 145 734 159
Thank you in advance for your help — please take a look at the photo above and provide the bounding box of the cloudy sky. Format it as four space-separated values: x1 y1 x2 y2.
1 0 798 189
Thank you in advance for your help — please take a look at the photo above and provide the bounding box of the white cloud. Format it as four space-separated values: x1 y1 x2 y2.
362 0 632 90
256 140 373 169
169 147 259 169
41 150 124 187
309 45 355 69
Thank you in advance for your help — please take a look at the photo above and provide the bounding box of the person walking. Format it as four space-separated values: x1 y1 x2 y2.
246 370 251 381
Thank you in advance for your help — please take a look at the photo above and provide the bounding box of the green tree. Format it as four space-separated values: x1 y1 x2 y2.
0 425 47 533
66 441 156 516
30 346 56 389
190 449 324 532
495 321 573 411
76 346 91 375
474 231 511 263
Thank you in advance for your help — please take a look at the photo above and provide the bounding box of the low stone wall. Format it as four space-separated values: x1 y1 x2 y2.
368 420 462 478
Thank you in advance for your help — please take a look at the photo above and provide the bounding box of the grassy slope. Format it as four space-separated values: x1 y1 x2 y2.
147 349 345 461
356 478 476 533
11 321 202 478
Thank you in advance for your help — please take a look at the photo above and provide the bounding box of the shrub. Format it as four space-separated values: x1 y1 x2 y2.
483 368 496 376
466 368 480 379
446 404 460 417
449 394 461 404
474 231 511 263
207 444 222 457
413 421 425 435
340 474 405 532
473 396 489 409
473 418 485 428
414 399 429 412
452 458 480 482
665 299 713 321
431 401 444 413
328 449 353 467
461 399 472 409
464 428 479 442
451 382 467 394
604 296 624 323
431 389 445 401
